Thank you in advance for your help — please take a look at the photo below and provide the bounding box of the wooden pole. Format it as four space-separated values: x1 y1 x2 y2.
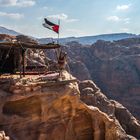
22 49 25 77
19 49 22 78
58 19 60 43
56 19 61 60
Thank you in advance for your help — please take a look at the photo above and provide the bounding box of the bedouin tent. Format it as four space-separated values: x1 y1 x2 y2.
0 42 60 74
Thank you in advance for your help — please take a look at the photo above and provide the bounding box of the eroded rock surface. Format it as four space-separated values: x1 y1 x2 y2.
0 72 134 140
79 80 140 139
0 131 9 140
63 39 140 120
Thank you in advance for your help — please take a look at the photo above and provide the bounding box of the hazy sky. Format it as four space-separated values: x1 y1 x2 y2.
0 0 139 38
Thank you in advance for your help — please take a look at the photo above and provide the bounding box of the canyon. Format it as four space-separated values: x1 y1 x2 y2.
0 71 139 140
0 33 140 139
63 39 140 120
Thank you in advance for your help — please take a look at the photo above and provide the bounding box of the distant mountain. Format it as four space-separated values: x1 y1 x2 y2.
74 33 138 44
0 26 21 36
0 26 139 45
38 33 139 45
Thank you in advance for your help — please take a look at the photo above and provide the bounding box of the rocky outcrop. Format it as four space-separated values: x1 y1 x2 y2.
0 131 9 140
64 38 140 120
69 61 92 80
79 80 140 139
16 35 38 44
0 34 140 139
0 72 134 140
0 34 16 42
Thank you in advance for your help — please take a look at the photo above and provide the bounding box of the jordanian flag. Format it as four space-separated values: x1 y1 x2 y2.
43 18 59 33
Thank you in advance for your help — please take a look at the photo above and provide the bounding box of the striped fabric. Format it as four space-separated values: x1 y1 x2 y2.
43 18 59 33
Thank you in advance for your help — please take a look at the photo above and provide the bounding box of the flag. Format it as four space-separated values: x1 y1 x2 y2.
43 18 59 33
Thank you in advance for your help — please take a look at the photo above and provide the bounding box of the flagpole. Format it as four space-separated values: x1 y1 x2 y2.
57 19 60 44
43 18 61 60
57 19 61 60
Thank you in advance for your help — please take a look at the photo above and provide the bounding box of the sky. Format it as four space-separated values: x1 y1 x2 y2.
0 0 140 38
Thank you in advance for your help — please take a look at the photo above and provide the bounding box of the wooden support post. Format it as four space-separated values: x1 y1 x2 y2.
22 49 25 77
19 49 22 78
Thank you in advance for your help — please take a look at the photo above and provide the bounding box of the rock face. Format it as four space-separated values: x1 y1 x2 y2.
0 72 134 140
79 80 140 139
0 34 140 139
69 61 92 80
16 35 38 44
64 38 140 119
0 131 9 140
0 34 16 42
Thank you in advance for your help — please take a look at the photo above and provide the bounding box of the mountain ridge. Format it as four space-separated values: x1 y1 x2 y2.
0 26 139 44
0 26 21 36
38 33 139 45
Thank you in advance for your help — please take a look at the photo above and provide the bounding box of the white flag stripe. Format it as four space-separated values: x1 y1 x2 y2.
43 23 53 30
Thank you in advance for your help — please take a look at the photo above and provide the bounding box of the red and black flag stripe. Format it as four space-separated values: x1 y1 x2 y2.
43 18 59 33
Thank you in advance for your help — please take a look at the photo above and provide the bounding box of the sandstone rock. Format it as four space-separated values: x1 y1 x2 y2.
79 80 100 92
79 80 140 139
64 39 140 120
0 131 9 140
69 61 92 81
16 35 38 44
113 100 140 139
0 73 133 140
0 34 16 42
15 35 48 67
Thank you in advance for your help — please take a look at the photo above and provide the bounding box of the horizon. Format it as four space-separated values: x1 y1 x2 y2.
0 0 140 38
1 25 139 39
0 26 140 39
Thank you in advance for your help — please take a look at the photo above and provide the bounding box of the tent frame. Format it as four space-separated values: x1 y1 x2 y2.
0 42 60 77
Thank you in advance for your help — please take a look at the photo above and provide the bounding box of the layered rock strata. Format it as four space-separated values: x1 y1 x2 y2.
64 39 140 120
79 80 140 139
0 72 134 140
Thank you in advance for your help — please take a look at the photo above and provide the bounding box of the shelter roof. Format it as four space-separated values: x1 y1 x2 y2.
0 42 60 49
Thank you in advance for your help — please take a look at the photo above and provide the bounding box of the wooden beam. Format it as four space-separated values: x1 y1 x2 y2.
0 42 60 49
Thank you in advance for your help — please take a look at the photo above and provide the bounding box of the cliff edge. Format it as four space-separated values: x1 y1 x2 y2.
0 71 137 140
